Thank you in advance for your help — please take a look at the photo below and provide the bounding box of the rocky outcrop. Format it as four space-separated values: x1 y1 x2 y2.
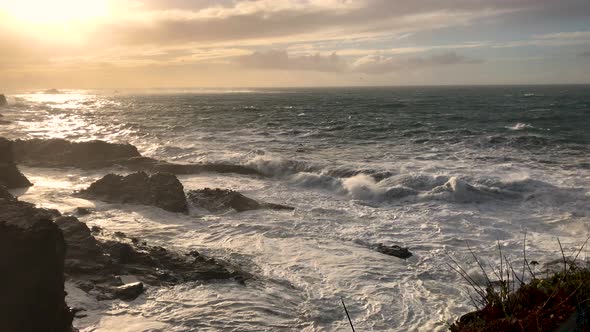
76 172 188 213
187 188 294 212
373 244 412 259
13 138 141 168
0 138 32 189
55 216 242 301
0 94 7 106
0 186 74 332
120 156 263 176
10 138 264 176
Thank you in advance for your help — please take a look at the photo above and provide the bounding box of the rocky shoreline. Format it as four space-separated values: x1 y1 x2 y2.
1 137 413 331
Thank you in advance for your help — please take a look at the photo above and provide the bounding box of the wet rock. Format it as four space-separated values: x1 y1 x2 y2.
0 94 7 106
12 138 141 168
76 172 188 213
54 216 111 275
0 187 74 332
0 138 32 189
187 188 294 213
114 282 144 301
119 156 263 176
74 207 92 216
9 137 263 176
54 212 240 289
373 244 413 259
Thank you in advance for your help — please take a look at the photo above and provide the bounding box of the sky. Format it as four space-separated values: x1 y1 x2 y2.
0 0 589 89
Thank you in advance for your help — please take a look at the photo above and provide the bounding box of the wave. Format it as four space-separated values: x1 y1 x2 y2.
279 167 580 205
507 123 534 131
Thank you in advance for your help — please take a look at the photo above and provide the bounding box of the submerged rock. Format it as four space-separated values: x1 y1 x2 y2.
13 138 141 168
0 94 7 106
187 188 294 212
0 137 32 189
76 172 188 213
0 187 74 332
373 244 413 259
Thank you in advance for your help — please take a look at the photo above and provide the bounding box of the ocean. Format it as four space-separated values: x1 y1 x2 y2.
2 85 590 331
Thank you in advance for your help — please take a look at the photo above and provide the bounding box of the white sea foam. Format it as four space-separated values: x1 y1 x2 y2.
507 122 534 130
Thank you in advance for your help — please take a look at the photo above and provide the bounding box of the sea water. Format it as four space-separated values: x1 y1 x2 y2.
2 86 590 331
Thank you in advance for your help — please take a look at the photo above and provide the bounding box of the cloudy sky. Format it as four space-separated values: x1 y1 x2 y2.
1 0 589 88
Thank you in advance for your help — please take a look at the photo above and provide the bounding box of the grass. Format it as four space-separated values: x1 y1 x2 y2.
448 235 590 332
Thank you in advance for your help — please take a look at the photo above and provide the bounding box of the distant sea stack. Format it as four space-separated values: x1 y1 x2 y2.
0 94 7 106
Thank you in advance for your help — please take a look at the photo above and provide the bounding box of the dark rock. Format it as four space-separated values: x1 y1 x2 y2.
13 138 141 168
0 138 32 189
9 137 263 176
90 225 102 234
0 94 7 106
0 187 74 332
53 212 240 290
76 172 188 213
114 282 144 301
187 188 294 213
54 216 110 274
119 156 263 176
374 244 413 259
74 207 92 216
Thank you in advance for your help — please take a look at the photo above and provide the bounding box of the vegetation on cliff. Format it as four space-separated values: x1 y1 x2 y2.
449 239 590 331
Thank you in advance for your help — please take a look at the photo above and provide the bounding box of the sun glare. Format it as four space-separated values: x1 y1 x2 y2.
0 0 109 24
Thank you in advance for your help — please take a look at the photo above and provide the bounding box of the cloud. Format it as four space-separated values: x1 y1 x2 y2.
235 49 347 72
235 50 481 74
579 51 590 57
94 0 530 47
352 51 482 74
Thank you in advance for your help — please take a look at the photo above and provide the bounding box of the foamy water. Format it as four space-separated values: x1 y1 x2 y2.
2 87 590 331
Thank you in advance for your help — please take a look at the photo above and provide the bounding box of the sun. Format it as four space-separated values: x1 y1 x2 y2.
0 0 109 24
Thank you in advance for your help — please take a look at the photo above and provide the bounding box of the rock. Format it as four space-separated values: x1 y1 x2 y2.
374 244 413 259
0 187 74 332
9 137 263 176
74 207 92 216
0 94 7 106
187 188 294 213
44 89 61 94
13 138 141 168
114 282 144 301
119 156 263 176
76 172 188 213
54 216 111 275
0 138 33 189
54 212 240 293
